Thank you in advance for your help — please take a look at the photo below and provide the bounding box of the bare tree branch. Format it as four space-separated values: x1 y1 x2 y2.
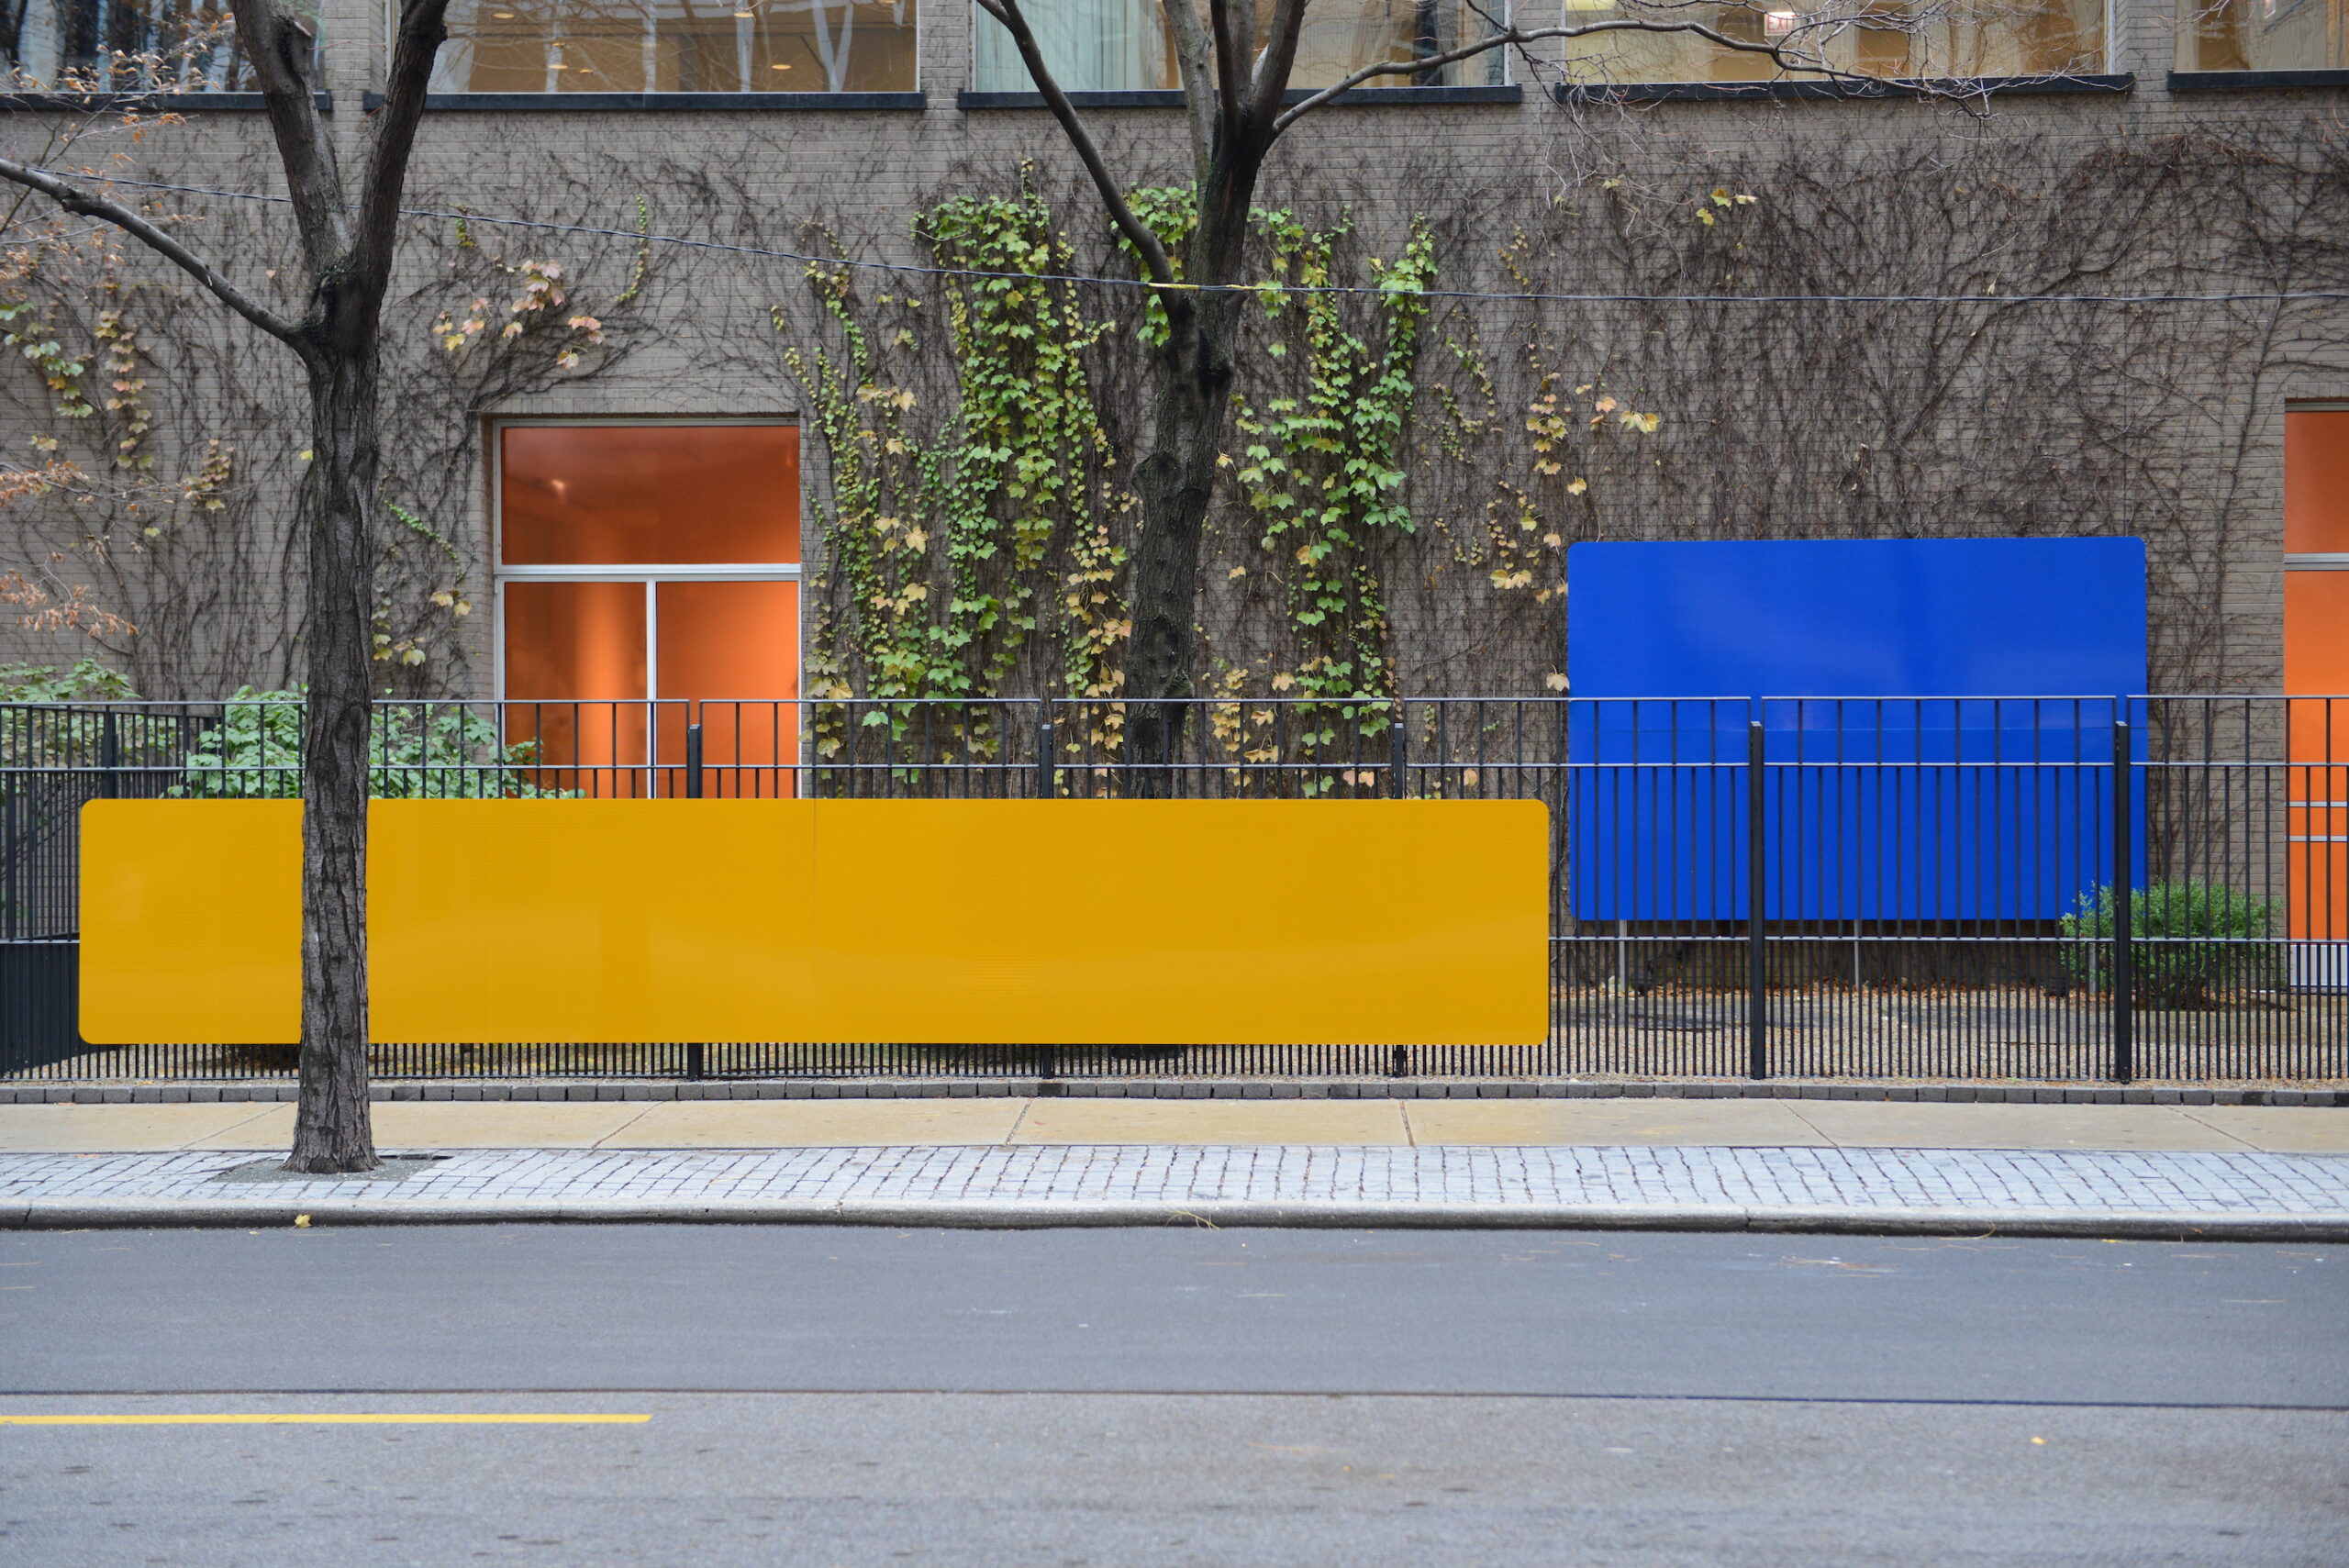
226 0 348 279
1274 19 1993 134
1160 0 1220 174
0 155 302 345
1249 0 1313 138
351 0 454 316
1206 0 1247 141
973 0 1176 286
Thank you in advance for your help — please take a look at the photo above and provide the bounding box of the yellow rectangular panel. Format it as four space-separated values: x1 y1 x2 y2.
80 799 1549 1046
807 800 1549 1045
79 800 302 1045
369 799 818 1042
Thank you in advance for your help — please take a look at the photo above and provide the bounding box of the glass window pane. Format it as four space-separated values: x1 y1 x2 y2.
1561 0 2104 82
502 580 651 783
973 0 1503 92
2287 410 2349 556
1288 0 1508 86
503 580 649 698
656 581 800 795
434 0 918 93
3 0 312 91
656 580 800 702
2179 0 2346 70
972 0 1173 88
500 424 801 566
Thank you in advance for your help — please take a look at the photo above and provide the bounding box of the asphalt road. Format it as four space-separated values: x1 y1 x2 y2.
2 1227 2343 1565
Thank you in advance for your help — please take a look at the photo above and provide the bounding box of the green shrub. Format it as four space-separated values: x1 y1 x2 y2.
0 661 139 770
175 688 568 799
0 659 137 703
2058 880 2284 1007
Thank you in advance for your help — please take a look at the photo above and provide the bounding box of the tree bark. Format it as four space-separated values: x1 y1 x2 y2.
284 345 381 1173
1120 171 1255 789
1124 302 1235 786
0 0 448 1173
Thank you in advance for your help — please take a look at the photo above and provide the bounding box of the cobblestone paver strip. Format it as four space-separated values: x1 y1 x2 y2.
2 1144 2345 1235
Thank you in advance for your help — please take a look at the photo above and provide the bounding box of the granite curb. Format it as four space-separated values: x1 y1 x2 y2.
6 1194 2342 1240
6 1078 2343 1106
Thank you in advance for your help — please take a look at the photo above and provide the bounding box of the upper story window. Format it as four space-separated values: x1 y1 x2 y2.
429 0 918 93
2 0 307 92
971 0 1507 93
1557 0 2103 83
2178 0 2346 69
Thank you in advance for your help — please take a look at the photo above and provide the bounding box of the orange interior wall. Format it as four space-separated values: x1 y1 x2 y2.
500 424 799 565
2284 410 2349 942
501 580 650 773
655 580 800 795
2285 409 2349 555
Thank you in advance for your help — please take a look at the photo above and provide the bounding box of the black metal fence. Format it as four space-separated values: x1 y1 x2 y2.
4 694 2343 1084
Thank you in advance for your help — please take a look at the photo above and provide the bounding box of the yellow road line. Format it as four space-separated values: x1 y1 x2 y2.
0 1413 651 1426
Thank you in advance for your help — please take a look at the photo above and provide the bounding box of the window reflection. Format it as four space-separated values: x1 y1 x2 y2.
433 0 918 93
971 0 1507 93
1559 0 2102 82
2 0 308 91
2179 0 2346 69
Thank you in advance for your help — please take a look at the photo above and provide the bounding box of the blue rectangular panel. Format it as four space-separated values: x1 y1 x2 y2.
1565 541 2148 922
1568 538 2146 700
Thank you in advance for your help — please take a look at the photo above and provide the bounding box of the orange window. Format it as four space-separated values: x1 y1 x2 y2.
497 424 801 796
2285 409 2349 556
500 424 799 565
2284 409 2349 946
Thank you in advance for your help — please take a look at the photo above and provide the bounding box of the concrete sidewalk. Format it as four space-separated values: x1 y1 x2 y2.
1 1093 2344 1154
1 1096 2343 1238
3 1141 2344 1240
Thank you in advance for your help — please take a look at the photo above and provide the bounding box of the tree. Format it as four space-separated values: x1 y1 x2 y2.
0 0 452 1171
969 0 1998 773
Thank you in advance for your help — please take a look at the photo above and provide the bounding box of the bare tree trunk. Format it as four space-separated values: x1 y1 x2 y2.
1121 192 1251 789
284 349 380 1173
0 0 450 1173
1123 317 1233 787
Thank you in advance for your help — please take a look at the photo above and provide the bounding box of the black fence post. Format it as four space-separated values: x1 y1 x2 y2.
2 782 17 942
98 710 119 800
1747 718 1770 1081
2110 713 2134 1085
1389 701 1408 799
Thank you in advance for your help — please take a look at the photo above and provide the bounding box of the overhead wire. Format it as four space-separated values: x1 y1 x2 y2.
25 165 2349 307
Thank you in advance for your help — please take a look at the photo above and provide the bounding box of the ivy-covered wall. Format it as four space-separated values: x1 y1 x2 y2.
0 60 2343 705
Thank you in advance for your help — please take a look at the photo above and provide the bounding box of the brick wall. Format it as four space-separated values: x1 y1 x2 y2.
0 0 2341 699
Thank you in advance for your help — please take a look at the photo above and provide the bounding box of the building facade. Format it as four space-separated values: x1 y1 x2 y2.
0 0 2343 715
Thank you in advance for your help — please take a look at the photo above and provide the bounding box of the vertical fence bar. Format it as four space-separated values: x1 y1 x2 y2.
98 710 119 800
1389 701 1408 799
2111 712 2135 1085
1747 717 1769 1080
684 721 704 800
